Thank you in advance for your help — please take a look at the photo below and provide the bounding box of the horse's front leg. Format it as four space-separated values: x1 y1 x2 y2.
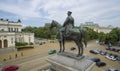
59 41 62 53
74 40 81 57
62 38 65 52
79 41 83 56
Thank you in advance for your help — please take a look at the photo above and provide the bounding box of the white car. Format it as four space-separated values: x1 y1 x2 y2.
105 55 116 61
107 68 118 71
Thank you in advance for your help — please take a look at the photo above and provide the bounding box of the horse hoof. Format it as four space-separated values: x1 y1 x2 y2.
77 55 80 57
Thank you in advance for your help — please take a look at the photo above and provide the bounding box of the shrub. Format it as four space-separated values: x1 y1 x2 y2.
15 42 28 46
30 42 33 45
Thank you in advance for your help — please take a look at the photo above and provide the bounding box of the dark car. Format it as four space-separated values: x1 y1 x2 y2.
99 42 104 45
117 41 120 47
109 48 115 51
116 56 120 61
2 65 19 71
70 47 76 51
89 50 100 54
96 62 106 67
90 58 101 62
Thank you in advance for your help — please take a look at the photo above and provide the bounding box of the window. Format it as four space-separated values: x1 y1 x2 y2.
8 28 10 32
1 29 4 31
14 28 16 32
11 28 13 32
4 36 7 38
19 37 21 42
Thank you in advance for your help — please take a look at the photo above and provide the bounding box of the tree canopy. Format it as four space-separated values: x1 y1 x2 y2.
22 23 120 45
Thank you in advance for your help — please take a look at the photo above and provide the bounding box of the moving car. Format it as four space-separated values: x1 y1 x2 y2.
2 65 19 71
48 49 56 54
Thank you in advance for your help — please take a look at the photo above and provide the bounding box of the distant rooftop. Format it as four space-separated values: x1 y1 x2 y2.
0 18 21 23
80 22 99 27
0 18 22 26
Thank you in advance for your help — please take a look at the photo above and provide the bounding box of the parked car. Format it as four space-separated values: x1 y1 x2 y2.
90 57 101 62
96 62 106 67
89 50 100 54
109 48 115 51
107 68 118 71
70 47 76 51
48 49 56 54
100 51 108 56
2 65 19 71
117 41 120 47
116 56 120 61
105 54 116 61
99 42 104 45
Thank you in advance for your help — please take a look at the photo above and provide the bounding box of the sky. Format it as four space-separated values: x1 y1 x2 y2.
0 0 120 27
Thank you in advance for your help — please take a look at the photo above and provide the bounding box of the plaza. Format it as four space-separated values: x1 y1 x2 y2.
0 40 120 71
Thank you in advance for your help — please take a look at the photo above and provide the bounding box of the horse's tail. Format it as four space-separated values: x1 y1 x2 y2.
81 29 87 48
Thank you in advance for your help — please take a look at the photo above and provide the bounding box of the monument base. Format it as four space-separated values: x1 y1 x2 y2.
46 54 95 71
57 52 84 60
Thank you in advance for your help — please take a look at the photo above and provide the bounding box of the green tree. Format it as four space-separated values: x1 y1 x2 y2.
22 23 57 39
84 27 98 41
108 28 120 44
98 32 106 42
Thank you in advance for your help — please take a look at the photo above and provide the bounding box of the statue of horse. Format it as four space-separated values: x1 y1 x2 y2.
50 20 87 56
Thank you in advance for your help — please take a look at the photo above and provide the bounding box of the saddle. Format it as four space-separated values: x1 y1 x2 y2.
64 28 80 37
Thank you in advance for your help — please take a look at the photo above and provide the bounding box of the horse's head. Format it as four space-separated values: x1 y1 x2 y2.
50 20 57 30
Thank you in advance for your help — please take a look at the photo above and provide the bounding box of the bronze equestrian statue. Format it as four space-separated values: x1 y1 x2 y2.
50 11 87 57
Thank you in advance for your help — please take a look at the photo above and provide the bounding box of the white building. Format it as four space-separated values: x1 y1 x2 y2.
0 18 34 48
80 22 112 34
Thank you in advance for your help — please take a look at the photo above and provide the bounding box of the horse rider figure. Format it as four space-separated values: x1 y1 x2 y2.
61 11 80 36
62 11 74 37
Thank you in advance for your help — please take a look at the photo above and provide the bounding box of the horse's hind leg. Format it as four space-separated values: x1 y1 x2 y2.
62 38 65 52
79 41 83 56
59 41 62 52
58 32 63 52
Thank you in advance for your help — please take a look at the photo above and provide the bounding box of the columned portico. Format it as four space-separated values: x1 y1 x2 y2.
0 18 34 49
0 40 2 48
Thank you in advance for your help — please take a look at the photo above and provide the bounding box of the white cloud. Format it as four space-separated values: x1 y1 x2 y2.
0 0 120 27
0 1 41 19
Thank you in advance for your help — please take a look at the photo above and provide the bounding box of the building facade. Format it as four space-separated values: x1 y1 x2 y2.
80 22 112 34
0 18 34 48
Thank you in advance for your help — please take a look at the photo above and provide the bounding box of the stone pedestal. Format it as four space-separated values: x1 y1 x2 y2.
47 54 95 71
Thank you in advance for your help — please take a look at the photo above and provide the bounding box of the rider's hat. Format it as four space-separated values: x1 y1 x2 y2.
68 11 72 14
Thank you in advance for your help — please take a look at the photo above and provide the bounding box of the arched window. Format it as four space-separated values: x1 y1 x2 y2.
4 39 8 48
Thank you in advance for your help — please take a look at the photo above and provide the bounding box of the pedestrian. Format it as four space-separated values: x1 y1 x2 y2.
21 52 23 56
15 54 17 58
9 55 11 59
